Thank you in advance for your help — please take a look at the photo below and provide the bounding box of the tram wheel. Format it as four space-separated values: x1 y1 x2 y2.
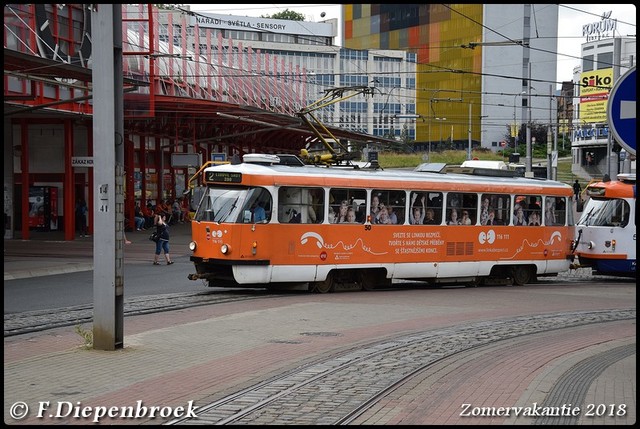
359 271 378 291
511 266 532 286
311 272 335 294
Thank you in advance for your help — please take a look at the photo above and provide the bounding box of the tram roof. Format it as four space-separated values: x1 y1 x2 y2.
204 157 572 192
586 176 637 199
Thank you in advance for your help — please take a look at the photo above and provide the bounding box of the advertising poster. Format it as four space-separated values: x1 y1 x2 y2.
28 187 46 229
579 68 613 124
49 187 58 231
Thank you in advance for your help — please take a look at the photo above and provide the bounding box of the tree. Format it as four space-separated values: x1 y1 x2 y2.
154 4 186 10
261 9 306 21
504 122 550 152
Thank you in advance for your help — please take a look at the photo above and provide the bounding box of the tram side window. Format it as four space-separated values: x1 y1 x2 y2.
479 193 509 225
329 188 366 224
240 187 273 223
514 195 541 226
446 192 477 225
426 192 443 224
544 196 566 226
409 191 442 225
612 200 630 227
278 187 324 224
372 189 406 224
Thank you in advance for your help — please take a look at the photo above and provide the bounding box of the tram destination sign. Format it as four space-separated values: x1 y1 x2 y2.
205 171 242 183
607 66 636 155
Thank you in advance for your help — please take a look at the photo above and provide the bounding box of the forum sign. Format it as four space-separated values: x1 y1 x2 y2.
583 11 617 42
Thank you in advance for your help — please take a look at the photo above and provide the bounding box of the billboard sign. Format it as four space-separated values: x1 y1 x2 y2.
579 68 613 124
171 153 202 168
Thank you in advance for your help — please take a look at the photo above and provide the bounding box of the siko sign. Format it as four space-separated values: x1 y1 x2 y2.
607 67 636 156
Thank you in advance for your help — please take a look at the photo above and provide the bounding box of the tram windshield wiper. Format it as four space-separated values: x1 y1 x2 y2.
215 196 240 223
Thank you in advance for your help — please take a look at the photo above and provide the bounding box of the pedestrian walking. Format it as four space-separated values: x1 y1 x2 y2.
153 213 174 265
75 197 88 237
572 179 582 202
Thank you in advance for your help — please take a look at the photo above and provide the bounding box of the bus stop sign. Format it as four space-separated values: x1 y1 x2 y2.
607 66 636 156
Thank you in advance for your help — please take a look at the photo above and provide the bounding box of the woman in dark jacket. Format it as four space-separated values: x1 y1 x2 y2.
153 214 174 265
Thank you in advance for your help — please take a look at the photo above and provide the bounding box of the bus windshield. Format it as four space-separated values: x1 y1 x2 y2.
194 187 272 223
577 198 630 227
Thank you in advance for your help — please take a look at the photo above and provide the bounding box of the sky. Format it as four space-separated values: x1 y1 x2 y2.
189 4 636 84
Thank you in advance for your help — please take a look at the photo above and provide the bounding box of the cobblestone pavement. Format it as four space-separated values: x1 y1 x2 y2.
4 281 635 425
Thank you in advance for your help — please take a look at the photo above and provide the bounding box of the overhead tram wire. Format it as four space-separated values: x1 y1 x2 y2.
127 5 622 128
132 7 606 92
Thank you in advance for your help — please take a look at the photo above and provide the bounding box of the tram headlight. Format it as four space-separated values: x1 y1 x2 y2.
252 241 257 255
611 239 616 251
189 241 197 251
587 241 595 250
220 243 231 255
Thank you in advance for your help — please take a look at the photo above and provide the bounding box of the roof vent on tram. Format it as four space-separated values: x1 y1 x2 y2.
243 154 281 165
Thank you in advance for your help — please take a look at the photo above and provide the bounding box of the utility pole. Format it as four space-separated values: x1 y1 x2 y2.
523 4 533 175
467 102 472 160
547 84 553 180
525 62 533 176
92 4 124 350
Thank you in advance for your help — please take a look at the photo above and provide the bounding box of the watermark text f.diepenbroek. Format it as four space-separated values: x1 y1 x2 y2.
9 400 198 423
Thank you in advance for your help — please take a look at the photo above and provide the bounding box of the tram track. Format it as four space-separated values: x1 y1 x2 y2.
3 270 626 338
163 309 635 425
3 290 274 337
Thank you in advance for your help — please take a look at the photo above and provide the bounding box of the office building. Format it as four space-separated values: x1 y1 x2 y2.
343 4 559 153
571 31 636 177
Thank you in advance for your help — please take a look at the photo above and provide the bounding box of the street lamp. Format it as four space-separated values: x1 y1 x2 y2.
512 91 526 148
436 117 446 146
391 114 421 147
430 90 461 152
429 91 443 152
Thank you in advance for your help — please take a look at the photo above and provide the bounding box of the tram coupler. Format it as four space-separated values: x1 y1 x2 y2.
569 263 590 270
187 273 202 281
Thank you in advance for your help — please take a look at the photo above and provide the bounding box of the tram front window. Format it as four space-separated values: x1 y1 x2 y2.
194 188 247 223
577 199 630 227
194 187 273 223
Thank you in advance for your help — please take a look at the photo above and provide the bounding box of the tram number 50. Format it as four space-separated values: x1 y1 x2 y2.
364 224 372 231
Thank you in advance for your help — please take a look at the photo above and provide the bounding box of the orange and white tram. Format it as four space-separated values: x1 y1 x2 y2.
572 173 636 277
187 154 576 292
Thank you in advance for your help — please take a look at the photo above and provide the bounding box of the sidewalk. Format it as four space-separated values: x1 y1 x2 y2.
4 222 193 281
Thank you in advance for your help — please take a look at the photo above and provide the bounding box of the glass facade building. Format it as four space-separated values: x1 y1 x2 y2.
342 4 560 152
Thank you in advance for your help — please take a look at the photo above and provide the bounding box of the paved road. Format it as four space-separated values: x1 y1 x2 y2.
4 280 635 425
